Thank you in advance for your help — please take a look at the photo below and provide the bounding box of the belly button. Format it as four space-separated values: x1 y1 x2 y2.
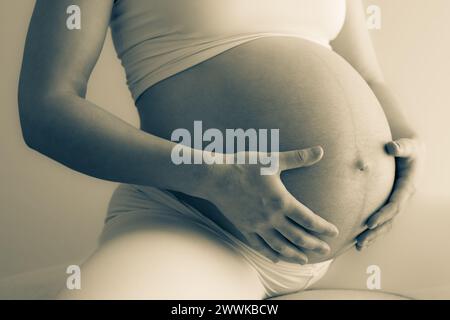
355 159 369 172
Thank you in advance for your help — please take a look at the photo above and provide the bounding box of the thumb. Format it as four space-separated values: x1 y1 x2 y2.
279 146 324 171
386 138 417 158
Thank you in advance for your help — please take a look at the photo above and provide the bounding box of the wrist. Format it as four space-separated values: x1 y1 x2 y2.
174 149 228 200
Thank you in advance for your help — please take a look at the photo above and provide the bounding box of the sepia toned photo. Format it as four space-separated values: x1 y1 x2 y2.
0 0 449 303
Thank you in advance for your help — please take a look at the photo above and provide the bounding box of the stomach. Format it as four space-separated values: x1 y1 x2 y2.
136 37 396 263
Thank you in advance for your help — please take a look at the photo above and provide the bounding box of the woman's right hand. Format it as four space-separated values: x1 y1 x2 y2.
201 146 339 265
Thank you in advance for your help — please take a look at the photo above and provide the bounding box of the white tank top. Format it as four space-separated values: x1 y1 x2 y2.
110 0 347 101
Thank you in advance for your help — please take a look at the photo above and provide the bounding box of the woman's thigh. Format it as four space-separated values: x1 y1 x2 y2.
57 214 266 299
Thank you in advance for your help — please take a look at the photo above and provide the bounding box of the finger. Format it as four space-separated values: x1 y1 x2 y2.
278 146 324 171
357 221 393 247
277 218 331 254
287 202 339 237
366 177 415 229
366 202 400 229
245 232 280 263
259 230 309 264
356 238 377 251
391 174 417 203
385 138 418 158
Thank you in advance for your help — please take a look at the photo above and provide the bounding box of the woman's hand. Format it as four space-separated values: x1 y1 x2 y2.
356 137 425 250
203 146 339 265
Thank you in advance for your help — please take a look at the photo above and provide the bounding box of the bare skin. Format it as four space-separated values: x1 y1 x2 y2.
19 0 338 265
19 0 423 298
137 35 396 263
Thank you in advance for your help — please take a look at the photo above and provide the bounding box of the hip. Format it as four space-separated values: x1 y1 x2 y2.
101 183 334 298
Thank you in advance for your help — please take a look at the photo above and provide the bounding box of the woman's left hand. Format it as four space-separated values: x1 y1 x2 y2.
355 137 424 251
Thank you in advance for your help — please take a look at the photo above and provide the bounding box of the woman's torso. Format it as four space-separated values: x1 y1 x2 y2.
111 1 396 263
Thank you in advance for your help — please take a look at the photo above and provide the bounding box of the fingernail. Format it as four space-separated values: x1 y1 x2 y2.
329 226 339 237
367 223 378 230
310 146 324 158
391 141 401 153
386 142 397 155
317 244 331 254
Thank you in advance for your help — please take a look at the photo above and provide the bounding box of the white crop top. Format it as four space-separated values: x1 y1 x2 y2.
110 0 347 101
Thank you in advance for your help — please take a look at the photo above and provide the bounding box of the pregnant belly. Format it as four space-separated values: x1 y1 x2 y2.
136 37 396 263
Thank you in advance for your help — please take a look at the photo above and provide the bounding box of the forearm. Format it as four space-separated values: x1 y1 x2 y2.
19 93 210 197
368 80 418 139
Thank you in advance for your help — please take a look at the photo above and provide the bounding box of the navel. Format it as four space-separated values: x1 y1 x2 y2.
355 158 370 172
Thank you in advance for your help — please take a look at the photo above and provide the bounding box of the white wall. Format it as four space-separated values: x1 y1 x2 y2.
1 0 449 282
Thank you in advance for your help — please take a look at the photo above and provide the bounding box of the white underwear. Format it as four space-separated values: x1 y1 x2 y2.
99 183 333 298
